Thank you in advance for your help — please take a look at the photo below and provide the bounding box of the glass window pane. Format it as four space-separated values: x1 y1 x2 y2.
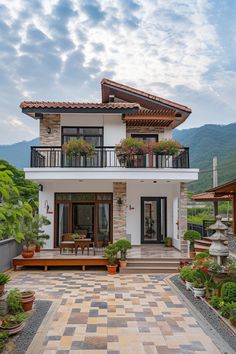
79 128 102 135
56 194 71 201
71 193 95 202
144 201 157 242
57 203 70 246
73 204 94 240
96 194 112 201
62 128 78 135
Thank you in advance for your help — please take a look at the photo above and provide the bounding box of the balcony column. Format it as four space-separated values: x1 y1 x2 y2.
113 182 127 242
179 182 188 255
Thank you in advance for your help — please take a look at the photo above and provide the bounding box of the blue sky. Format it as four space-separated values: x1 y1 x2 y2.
0 0 235 144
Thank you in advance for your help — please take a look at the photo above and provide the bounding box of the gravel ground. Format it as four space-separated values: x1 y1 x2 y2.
171 275 236 353
13 300 52 354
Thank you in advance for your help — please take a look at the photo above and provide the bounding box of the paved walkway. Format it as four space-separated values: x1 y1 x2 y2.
8 271 220 354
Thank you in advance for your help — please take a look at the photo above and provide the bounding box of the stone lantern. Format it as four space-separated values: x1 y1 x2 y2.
208 215 229 265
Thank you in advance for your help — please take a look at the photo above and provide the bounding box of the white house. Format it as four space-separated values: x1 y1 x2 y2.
21 79 198 253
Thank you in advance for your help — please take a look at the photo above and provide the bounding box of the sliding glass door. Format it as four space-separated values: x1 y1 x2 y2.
141 197 167 244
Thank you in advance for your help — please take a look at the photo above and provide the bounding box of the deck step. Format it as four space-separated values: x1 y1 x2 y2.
120 266 178 274
127 261 180 268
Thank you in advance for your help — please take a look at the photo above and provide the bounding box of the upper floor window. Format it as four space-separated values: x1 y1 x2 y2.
131 134 158 143
62 127 103 147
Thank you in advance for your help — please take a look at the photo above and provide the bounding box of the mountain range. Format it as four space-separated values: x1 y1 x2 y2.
0 123 236 193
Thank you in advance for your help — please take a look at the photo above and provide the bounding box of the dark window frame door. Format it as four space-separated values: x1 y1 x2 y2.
141 197 167 244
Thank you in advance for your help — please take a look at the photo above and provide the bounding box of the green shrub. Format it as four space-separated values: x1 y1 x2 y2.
183 230 201 251
209 296 224 309
220 302 236 319
7 288 23 314
0 332 9 352
180 266 196 282
103 244 119 265
194 250 209 260
221 282 236 303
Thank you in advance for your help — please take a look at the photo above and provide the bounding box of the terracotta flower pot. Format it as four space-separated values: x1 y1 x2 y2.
35 245 41 252
119 260 127 268
106 265 117 274
21 251 34 258
21 296 35 312
189 251 196 259
230 320 236 327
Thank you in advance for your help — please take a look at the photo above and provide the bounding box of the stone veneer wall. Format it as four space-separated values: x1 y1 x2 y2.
126 126 166 135
179 182 188 254
40 114 61 145
113 182 127 241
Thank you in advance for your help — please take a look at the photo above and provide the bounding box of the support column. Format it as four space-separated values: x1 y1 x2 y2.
179 182 188 255
113 182 127 242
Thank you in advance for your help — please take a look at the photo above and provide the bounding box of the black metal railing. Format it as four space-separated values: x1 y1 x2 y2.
30 146 190 168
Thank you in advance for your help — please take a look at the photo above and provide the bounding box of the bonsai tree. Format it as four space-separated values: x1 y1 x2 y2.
20 214 50 252
104 244 119 265
183 230 201 253
116 239 132 261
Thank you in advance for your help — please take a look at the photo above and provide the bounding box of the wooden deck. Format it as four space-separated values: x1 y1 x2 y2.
12 245 184 272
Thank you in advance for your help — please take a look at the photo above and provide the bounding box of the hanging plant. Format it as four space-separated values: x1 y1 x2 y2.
115 137 149 164
151 139 182 155
62 139 96 158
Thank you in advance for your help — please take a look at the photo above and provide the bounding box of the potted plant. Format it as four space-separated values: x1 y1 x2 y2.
164 237 172 247
0 313 26 335
183 230 201 258
179 266 196 290
115 137 149 166
103 244 119 274
7 288 23 314
230 308 236 327
192 279 206 298
20 291 35 312
151 139 182 155
20 214 50 257
62 138 95 158
0 273 11 296
116 239 132 268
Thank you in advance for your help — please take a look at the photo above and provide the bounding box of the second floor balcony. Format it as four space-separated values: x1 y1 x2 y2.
30 146 190 169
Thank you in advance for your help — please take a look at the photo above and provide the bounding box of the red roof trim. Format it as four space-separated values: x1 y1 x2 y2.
20 101 140 109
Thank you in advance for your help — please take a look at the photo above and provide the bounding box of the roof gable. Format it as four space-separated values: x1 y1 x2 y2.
101 78 191 114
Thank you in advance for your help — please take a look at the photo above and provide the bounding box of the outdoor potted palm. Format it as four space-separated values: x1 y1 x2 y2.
116 239 132 268
62 138 95 158
151 139 182 155
0 273 11 296
115 137 149 167
104 244 119 274
183 230 201 258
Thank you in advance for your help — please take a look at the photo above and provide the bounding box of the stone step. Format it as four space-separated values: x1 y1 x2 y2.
127 257 189 262
127 260 180 268
120 266 177 274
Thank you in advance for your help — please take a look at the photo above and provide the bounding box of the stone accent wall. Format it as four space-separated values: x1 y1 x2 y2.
40 114 61 145
113 182 127 242
126 126 165 135
179 182 188 254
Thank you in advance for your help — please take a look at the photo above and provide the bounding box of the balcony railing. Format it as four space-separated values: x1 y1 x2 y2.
30 146 190 168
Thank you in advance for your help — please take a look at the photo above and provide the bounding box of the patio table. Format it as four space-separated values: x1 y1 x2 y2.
74 239 92 255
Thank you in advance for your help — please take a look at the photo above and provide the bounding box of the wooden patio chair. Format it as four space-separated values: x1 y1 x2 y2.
60 233 75 254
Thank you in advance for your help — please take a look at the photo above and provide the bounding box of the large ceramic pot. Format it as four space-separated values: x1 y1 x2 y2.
21 251 34 258
192 287 205 298
106 265 117 274
185 281 194 290
21 291 35 312
0 321 25 335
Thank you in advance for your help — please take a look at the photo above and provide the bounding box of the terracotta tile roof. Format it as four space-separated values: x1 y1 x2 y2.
20 101 140 110
192 192 232 201
101 78 192 113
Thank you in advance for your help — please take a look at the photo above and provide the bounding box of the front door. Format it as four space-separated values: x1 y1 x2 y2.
141 197 167 244
72 203 95 240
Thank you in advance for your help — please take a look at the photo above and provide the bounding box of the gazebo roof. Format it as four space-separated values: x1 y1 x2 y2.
208 179 236 196
192 192 232 202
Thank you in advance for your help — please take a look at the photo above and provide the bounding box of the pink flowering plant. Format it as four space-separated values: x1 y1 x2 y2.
62 139 95 159
151 140 182 155
115 137 150 160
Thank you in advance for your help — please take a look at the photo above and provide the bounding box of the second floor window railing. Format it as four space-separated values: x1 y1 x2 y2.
30 146 190 169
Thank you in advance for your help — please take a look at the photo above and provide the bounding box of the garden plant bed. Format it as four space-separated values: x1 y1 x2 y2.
1 300 51 354
171 275 236 353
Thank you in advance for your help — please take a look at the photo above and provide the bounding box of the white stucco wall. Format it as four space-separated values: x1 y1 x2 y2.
126 181 180 246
